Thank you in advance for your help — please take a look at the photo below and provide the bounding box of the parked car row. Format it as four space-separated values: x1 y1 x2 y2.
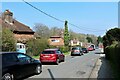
70 47 90 56
1 49 65 80
1 46 95 80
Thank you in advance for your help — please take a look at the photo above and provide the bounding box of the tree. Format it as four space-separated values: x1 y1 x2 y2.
97 36 103 43
86 36 93 43
50 27 63 37
64 20 70 46
2 28 16 51
34 23 50 39
103 28 120 47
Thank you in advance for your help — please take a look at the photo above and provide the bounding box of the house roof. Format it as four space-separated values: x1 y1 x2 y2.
13 20 34 33
1 18 34 33
50 36 61 38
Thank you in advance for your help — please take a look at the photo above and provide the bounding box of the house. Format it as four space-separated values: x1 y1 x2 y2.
70 39 80 47
1 10 35 43
48 36 64 47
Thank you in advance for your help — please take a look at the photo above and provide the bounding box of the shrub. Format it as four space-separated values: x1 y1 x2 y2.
59 46 69 53
26 38 49 56
2 28 16 51
105 43 120 79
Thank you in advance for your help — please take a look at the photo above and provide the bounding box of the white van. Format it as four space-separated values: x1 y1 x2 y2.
16 43 26 54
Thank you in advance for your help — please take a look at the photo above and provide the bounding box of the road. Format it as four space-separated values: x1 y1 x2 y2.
25 49 101 79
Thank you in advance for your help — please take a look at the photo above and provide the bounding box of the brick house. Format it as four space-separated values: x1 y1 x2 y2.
48 36 64 47
1 10 35 43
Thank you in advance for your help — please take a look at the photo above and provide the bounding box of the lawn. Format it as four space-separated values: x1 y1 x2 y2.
32 55 40 59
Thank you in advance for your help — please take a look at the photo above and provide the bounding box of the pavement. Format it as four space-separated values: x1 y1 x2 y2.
89 54 114 79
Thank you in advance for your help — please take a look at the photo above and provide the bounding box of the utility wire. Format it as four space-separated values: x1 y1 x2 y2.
22 0 64 23
22 0 105 32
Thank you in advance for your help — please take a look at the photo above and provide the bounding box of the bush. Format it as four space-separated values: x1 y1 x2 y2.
104 43 120 79
103 28 120 79
2 28 16 51
26 38 49 56
59 46 69 53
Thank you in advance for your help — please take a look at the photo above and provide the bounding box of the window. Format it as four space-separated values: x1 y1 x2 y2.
42 51 55 54
51 39 60 42
3 54 17 63
17 54 31 62
56 50 61 54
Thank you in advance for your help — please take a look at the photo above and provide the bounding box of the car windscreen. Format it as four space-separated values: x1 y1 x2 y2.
72 47 80 50
42 51 55 54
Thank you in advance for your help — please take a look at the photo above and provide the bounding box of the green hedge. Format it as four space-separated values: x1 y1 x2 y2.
105 43 120 79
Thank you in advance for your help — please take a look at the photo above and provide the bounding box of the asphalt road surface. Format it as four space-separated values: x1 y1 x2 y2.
25 49 101 79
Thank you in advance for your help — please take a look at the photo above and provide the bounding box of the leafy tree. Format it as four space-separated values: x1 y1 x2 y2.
103 28 120 47
97 36 103 43
86 36 93 43
64 20 70 46
2 28 16 51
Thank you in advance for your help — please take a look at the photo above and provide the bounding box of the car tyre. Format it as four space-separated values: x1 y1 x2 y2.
56 59 59 65
71 54 73 56
2 73 14 80
35 65 42 74
62 58 65 62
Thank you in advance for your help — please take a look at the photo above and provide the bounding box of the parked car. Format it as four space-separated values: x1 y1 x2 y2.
71 47 83 56
88 46 94 51
82 48 89 53
40 49 65 64
1 52 42 80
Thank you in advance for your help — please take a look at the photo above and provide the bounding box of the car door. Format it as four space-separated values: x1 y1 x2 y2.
59 51 65 61
2 53 24 79
16 53 33 76
56 50 64 61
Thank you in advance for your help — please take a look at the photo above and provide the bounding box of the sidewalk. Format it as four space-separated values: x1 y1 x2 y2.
89 54 114 79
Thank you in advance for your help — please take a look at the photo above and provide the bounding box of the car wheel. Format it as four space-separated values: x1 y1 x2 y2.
35 65 42 74
2 73 14 80
62 58 65 62
56 59 59 65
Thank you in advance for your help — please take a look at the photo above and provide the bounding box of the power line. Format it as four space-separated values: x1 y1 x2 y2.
22 0 105 32
22 0 64 23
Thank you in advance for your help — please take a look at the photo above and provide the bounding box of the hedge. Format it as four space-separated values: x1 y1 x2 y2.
105 42 120 79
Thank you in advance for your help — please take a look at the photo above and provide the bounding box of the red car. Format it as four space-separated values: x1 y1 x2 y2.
40 49 65 64
88 47 94 51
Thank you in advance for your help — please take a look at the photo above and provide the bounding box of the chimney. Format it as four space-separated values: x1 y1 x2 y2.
3 9 13 23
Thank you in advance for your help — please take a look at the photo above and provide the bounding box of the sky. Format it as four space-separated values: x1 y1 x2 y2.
1 2 118 36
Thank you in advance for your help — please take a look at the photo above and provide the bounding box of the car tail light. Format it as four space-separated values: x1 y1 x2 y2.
40 54 44 57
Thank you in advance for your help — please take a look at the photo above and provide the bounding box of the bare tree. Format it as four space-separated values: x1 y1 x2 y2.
33 23 50 39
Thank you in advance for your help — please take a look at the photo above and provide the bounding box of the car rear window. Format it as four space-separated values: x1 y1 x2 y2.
42 51 55 54
72 47 80 50
82 48 86 50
